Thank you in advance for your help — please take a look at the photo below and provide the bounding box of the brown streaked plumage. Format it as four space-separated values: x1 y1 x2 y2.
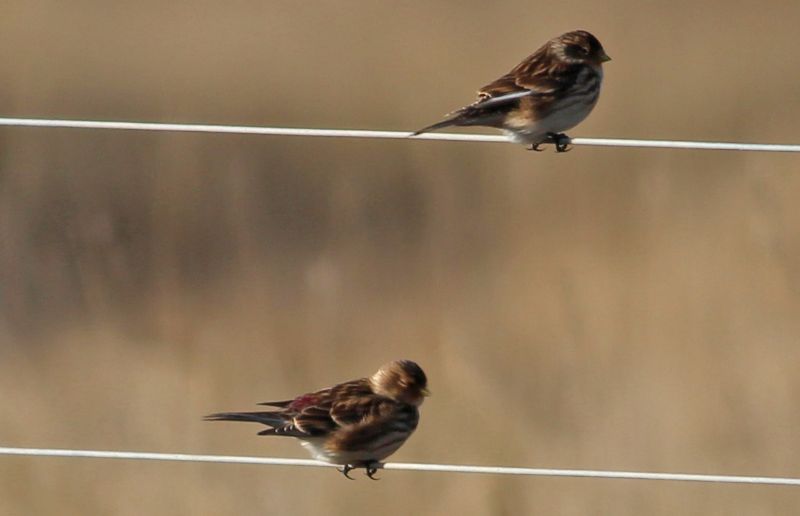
205 360 429 479
413 30 610 152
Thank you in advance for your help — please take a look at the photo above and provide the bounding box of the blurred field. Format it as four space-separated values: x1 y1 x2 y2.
2 1 800 514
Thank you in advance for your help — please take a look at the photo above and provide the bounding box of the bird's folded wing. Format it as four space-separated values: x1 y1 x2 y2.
479 72 566 100
471 89 533 110
330 396 397 427
292 403 338 436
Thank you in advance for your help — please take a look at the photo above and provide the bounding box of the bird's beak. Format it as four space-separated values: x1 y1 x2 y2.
422 388 431 397
600 52 612 63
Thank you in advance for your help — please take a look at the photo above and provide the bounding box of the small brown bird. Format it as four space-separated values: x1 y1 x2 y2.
413 30 610 152
205 360 429 479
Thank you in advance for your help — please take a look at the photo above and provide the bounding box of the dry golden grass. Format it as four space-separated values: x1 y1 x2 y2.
2 1 800 514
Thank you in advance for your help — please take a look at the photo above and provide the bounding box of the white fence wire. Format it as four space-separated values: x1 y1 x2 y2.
1 118 797 487
2 447 799 486
1 117 799 152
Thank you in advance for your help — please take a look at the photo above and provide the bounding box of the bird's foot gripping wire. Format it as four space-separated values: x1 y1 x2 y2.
339 464 356 480
528 133 572 152
365 462 383 480
549 132 572 152
338 462 383 480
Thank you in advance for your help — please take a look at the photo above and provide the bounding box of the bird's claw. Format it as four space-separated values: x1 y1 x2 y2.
528 133 572 153
338 462 383 480
339 464 356 480
548 132 572 152
366 462 383 480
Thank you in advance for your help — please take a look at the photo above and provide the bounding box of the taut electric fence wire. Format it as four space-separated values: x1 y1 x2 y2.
2 119 797 485
2 447 799 486
1 117 799 152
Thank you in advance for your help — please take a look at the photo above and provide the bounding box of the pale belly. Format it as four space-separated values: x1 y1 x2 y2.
503 95 599 145
299 431 411 465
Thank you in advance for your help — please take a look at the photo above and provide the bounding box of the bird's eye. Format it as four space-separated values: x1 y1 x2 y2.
567 44 587 55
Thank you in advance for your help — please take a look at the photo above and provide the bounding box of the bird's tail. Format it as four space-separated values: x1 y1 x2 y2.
410 103 499 137
204 411 284 427
412 93 527 137
410 117 461 137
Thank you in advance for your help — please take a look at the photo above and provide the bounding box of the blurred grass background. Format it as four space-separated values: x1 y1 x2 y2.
2 1 800 514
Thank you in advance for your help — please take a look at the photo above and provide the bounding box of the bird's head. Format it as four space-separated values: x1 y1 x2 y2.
370 360 429 406
552 30 611 66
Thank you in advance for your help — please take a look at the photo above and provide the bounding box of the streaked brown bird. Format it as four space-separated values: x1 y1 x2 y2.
413 30 610 152
205 359 429 479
